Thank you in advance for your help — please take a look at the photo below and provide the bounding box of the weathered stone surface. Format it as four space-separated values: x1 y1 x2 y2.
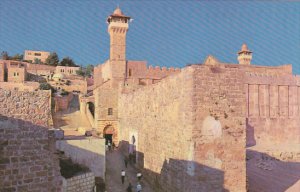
0 89 62 191
118 65 246 192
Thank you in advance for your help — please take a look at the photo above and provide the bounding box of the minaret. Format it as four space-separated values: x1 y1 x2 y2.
237 43 252 65
107 6 131 81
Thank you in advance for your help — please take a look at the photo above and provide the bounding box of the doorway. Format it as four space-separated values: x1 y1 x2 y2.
104 134 112 145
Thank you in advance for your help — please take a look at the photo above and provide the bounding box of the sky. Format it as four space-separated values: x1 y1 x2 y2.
0 1 300 73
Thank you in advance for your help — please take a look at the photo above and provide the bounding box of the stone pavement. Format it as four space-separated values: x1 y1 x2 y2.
53 95 92 136
105 148 154 192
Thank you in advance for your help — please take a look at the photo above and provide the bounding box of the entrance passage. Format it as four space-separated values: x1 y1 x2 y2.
103 125 117 146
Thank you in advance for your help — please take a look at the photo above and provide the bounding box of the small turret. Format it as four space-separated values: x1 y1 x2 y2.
237 43 252 65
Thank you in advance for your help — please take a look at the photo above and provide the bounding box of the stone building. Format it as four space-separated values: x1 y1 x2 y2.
79 7 299 192
56 66 80 76
24 50 50 63
0 60 27 83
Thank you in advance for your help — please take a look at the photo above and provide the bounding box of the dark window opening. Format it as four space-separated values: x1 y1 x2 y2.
34 53 41 56
108 108 113 115
129 69 132 77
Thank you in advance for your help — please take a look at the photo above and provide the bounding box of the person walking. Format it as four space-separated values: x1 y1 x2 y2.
126 182 132 192
121 170 126 184
124 156 128 168
136 182 142 192
137 172 142 181
108 141 112 151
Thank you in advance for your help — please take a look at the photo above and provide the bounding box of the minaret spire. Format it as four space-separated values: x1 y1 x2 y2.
237 43 252 65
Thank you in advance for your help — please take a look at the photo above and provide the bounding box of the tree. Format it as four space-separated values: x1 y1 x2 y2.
76 68 85 76
11 54 23 61
34 58 41 64
1 51 9 60
85 64 94 77
45 52 59 66
59 57 77 67
39 82 52 90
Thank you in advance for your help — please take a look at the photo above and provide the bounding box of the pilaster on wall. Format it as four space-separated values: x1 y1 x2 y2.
247 83 300 118
246 74 300 145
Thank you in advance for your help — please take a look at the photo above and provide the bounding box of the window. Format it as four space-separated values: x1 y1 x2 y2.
14 72 16 76
108 108 113 115
129 69 132 77
34 53 41 56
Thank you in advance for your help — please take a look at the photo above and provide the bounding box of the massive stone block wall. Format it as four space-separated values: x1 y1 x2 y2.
0 89 52 126
0 89 62 191
118 64 246 191
193 65 246 191
245 74 300 146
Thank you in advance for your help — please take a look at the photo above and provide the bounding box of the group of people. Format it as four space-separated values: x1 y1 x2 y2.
121 155 143 192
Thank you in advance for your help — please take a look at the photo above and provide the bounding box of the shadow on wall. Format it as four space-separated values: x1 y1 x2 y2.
246 118 256 147
247 149 300 192
0 114 106 192
119 140 229 192
0 115 62 192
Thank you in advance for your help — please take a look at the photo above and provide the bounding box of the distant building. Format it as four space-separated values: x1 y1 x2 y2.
24 50 50 63
0 60 27 83
7 61 27 83
56 66 80 76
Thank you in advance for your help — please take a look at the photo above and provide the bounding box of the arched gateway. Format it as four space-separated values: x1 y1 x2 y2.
103 124 117 146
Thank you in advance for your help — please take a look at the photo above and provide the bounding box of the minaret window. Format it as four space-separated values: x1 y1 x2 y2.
129 69 132 77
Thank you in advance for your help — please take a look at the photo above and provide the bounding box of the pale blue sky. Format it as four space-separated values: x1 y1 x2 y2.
0 1 299 73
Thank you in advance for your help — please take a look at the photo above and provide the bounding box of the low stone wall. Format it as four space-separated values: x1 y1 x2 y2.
62 172 95 192
56 138 106 178
0 81 39 91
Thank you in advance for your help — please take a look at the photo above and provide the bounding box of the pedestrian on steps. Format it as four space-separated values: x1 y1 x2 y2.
124 156 128 168
136 183 142 192
121 170 126 184
108 141 112 151
126 182 132 192
137 172 142 181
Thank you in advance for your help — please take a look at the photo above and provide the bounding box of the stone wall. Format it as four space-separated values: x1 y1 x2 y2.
56 138 106 178
245 74 300 146
193 65 246 191
62 172 95 192
0 89 62 191
0 89 52 126
118 64 246 191
0 82 39 91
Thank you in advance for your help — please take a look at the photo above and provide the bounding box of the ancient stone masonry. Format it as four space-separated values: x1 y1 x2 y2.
0 89 62 192
245 70 300 146
118 64 246 191
0 89 52 126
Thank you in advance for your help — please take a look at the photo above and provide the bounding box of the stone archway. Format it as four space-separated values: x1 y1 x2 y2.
103 124 117 146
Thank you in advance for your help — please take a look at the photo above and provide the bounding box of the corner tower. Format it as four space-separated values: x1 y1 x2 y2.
107 7 131 80
237 43 252 65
